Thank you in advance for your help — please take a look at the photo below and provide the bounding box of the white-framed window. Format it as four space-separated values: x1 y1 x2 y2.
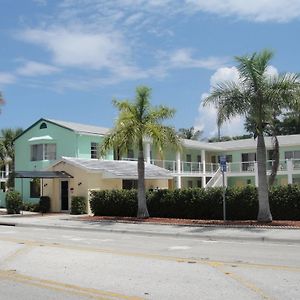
91 142 99 159
31 144 56 161
285 151 300 159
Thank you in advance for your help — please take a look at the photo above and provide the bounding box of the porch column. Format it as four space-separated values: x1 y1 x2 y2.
145 142 151 164
254 161 258 187
287 159 293 184
176 151 181 188
5 163 9 177
201 149 206 188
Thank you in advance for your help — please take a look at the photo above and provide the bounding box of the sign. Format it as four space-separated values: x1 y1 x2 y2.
220 155 227 173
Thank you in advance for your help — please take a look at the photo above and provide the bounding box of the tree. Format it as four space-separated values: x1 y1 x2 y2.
0 128 23 188
177 127 203 141
203 50 300 222
100 86 181 218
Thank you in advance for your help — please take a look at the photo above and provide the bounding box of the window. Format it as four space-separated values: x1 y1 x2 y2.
285 151 300 159
197 180 202 188
217 155 232 163
186 154 192 162
197 155 201 162
188 180 193 188
30 180 40 198
1 182 5 192
91 142 99 159
127 149 134 160
241 153 256 171
31 144 56 161
122 180 138 190
39 122 47 129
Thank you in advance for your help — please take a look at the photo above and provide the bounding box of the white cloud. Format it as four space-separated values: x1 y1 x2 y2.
0 72 16 86
195 66 244 138
169 48 227 70
19 28 129 71
185 0 300 22
16 61 61 76
32 0 47 6
195 64 281 138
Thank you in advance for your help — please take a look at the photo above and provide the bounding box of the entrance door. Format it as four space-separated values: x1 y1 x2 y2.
61 181 69 211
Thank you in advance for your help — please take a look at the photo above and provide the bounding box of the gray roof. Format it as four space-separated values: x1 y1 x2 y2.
46 119 110 136
60 157 173 179
209 135 300 151
15 171 73 179
181 139 222 151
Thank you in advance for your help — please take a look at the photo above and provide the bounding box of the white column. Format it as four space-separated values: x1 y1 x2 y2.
201 149 206 188
254 161 258 187
287 159 293 184
145 142 151 164
176 151 181 188
5 163 9 177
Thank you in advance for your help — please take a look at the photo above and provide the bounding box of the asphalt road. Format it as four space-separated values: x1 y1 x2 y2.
0 226 299 300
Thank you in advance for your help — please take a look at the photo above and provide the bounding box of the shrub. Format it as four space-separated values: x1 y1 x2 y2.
22 202 40 212
39 196 51 213
90 189 137 216
6 191 22 214
71 196 87 215
89 185 300 220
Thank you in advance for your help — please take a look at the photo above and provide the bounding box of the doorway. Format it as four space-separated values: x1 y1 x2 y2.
61 181 69 211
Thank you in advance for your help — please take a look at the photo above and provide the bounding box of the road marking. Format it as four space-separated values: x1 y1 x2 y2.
0 236 299 273
210 263 273 300
168 246 191 250
0 270 143 300
0 244 33 266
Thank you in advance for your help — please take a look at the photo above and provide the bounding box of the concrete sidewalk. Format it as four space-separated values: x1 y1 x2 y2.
0 212 300 244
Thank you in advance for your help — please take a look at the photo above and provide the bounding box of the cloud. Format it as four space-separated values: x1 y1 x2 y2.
185 0 300 22
19 28 129 71
195 64 280 138
0 72 16 86
168 49 227 70
195 66 244 137
16 61 61 76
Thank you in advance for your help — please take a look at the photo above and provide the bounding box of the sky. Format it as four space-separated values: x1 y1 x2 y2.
1 0 300 138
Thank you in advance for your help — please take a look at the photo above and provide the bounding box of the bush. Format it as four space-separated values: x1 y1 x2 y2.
22 202 40 212
71 196 87 215
6 191 22 214
39 196 51 213
89 185 300 220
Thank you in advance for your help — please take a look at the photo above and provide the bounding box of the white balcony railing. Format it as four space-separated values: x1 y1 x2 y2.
0 171 8 179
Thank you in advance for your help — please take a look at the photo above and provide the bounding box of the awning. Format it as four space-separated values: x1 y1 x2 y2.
14 171 73 179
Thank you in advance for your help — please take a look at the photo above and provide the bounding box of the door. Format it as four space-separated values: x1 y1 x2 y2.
61 181 69 211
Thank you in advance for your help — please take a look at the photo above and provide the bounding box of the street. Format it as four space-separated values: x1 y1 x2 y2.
0 226 299 299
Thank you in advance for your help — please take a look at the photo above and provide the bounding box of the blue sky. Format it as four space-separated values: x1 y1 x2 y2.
1 0 300 138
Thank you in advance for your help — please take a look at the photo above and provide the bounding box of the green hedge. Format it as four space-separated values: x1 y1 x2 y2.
90 185 300 220
6 191 22 214
71 196 87 215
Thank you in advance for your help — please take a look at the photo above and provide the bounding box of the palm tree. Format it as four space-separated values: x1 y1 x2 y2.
204 50 300 222
0 128 23 188
178 127 203 140
100 86 181 218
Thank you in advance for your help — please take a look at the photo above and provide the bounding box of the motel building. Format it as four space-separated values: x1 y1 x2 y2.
1 118 300 212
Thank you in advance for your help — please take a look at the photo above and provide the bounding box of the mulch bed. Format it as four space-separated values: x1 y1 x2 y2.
79 216 300 228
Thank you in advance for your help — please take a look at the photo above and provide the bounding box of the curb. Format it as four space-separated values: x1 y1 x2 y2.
1 221 299 245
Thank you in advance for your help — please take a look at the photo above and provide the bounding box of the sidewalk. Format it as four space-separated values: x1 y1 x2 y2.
0 212 300 244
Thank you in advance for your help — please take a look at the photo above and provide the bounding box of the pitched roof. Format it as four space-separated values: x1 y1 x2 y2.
58 157 173 179
45 118 110 136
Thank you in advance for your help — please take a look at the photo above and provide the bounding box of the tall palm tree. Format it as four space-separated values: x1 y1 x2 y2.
204 50 300 222
178 127 203 140
100 86 181 218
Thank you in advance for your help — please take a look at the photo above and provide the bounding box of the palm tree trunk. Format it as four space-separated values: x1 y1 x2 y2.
269 135 279 186
257 134 272 222
137 139 149 218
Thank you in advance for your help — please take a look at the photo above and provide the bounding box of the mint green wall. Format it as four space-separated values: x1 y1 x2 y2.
76 134 113 159
14 120 78 202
